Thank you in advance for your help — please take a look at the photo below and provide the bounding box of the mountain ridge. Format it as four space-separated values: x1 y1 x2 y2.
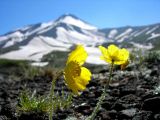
0 14 160 65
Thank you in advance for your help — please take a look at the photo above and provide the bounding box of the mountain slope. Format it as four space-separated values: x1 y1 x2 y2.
0 14 160 65
100 23 160 50
0 14 106 64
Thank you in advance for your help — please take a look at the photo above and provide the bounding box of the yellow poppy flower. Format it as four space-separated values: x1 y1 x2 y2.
66 45 87 65
99 44 129 65
64 45 91 95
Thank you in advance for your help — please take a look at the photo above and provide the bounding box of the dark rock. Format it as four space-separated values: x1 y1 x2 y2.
0 104 16 120
101 101 112 110
150 68 158 76
112 94 141 111
120 87 136 96
132 111 153 120
109 89 120 96
19 112 48 120
98 109 111 120
142 97 160 112
108 110 118 119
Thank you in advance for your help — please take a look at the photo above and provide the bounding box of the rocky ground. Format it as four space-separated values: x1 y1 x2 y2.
0 56 160 120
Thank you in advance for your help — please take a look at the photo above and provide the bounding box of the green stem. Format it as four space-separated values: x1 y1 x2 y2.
87 63 114 120
49 70 63 120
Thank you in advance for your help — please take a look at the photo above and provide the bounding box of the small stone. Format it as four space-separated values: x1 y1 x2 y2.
0 116 7 120
75 104 92 115
154 113 160 120
150 68 158 76
120 108 137 118
102 101 112 110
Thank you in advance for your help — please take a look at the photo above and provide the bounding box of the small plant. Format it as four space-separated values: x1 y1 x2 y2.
48 45 92 119
17 88 73 118
144 51 160 62
87 44 130 120
17 90 50 113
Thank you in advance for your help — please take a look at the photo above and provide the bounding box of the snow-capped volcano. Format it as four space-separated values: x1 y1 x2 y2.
0 14 106 64
0 14 160 65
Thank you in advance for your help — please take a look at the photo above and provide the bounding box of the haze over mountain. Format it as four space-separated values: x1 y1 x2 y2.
0 14 160 65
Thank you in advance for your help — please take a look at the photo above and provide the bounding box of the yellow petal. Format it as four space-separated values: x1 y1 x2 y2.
99 46 112 62
67 45 87 65
63 61 91 95
119 48 129 60
114 48 129 65
99 44 130 65
77 67 91 85
108 44 119 58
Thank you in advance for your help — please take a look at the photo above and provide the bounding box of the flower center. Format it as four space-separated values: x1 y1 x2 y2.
72 62 81 78
65 61 81 78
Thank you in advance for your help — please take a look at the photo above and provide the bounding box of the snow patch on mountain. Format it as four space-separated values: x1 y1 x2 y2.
85 46 107 65
146 26 159 35
0 37 69 61
108 29 118 39
134 27 149 37
147 33 160 40
59 16 97 30
131 42 153 49
115 28 132 40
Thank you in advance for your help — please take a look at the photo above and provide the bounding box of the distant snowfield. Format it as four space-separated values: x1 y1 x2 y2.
108 29 118 39
130 42 153 49
147 33 160 40
0 34 106 65
85 47 107 65
0 37 70 61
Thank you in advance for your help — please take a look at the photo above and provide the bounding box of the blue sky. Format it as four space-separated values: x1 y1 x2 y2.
0 0 160 35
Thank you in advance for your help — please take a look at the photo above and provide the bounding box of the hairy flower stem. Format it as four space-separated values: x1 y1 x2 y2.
49 70 63 120
87 63 114 120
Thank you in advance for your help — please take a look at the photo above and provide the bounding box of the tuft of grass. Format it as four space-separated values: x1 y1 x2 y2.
17 90 50 113
17 88 72 117
144 51 160 62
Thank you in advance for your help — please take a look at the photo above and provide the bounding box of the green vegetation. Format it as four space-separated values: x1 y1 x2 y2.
17 90 50 113
42 51 69 68
0 59 28 67
144 50 160 62
17 88 72 117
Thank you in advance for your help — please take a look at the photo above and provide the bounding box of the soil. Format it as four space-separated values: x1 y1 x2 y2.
0 58 160 120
